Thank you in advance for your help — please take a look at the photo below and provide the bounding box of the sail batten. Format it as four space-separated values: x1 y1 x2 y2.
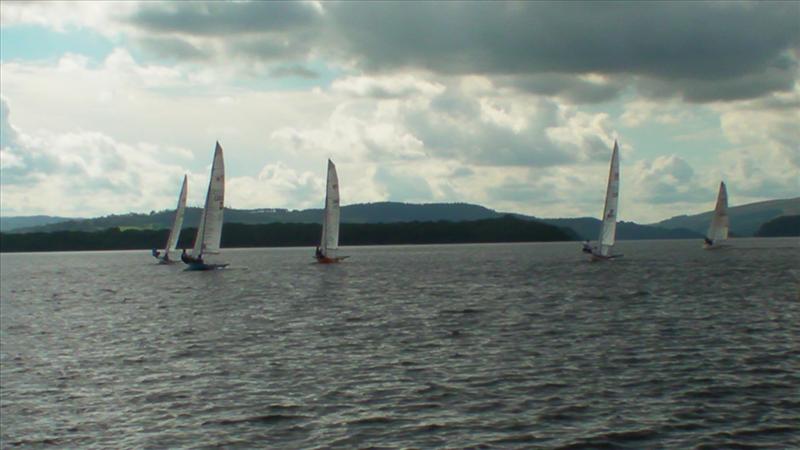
320 159 340 258
192 142 225 256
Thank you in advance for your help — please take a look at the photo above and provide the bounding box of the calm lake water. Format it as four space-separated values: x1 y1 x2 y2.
1 239 798 449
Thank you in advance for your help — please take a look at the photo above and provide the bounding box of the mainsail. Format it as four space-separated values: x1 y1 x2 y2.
192 142 225 256
320 159 340 258
164 175 188 255
706 181 729 243
597 141 620 257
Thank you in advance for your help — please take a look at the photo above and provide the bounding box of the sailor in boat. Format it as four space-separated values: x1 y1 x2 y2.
582 241 593 254
181 248 196 264
315 246 324 260
704 237 713 246
152 248 161 259
181 248 205 265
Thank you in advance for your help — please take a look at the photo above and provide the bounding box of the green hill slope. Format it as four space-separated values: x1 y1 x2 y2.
754 215 800 237
653 197 800 237
0 215 78 232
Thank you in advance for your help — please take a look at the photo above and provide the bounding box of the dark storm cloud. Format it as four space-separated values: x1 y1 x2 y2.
128 2 322 62
136 36 210 60
130 1 321 36
638 59 798 103
328 2 798 78
124 1 799 102
505 74 627 104
228 34 321 61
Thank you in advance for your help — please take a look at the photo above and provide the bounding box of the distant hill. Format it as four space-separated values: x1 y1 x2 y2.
754 215 800 237
4 201 713 240
653 197 800 237
539 218 702 241
7 202 502 234
0 215 76 232
0 216 577 252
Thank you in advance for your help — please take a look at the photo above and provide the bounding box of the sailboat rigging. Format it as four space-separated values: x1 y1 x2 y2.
703 181 729 249
582 140 622 261
152 175 188 264
183 142 228 270
315 159 348 263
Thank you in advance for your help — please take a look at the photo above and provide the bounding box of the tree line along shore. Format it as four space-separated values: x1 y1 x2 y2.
0 216 577 253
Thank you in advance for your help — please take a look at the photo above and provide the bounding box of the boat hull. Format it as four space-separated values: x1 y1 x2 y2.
589 252 623 262
315 256 349 264
185 262 229 271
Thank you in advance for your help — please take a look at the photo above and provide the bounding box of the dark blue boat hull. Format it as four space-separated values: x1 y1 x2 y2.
185 262 229 271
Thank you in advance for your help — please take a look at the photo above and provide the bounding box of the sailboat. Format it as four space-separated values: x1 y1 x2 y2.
582 140 622 261
152 174 188 264
182 142 228 271
314 159 348 263
703 181 729 249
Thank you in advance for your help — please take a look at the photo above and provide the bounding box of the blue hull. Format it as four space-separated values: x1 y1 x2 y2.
185 262 229 271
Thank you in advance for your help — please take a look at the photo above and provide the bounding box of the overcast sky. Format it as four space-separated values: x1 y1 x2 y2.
1 1 798 222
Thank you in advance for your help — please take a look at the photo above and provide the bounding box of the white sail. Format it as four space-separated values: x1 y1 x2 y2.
597 141 620 257
320 159 340 258
164 174 188 254
192 142 225 256
706 181 729 242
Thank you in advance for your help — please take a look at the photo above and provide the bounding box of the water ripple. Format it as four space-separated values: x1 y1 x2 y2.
2 240 799 448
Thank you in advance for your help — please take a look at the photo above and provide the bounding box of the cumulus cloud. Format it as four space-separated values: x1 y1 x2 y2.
3 2 797 222
404 79 615 166
227 162 323 210
331 74 445 99
0 98 194 216
621 99 694 127
269 96 428 163
373 166 433 202
0 0 134 34
0 48 342 173
630 155 711 205
0 98 19 149
713 83 800 200
269 74 617 169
